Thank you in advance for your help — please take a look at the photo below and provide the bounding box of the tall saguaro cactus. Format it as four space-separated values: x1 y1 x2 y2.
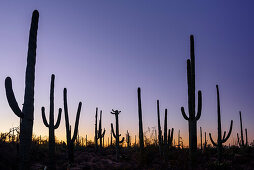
164 109 174 148
98 110 106 148
181 35 202 155
41 74 62 170
94 108 98 149
63 88 82 163
237 111 248 147
137 87 144 151
5 10 39 170
209 85 233 162
157 100 162 154
111 109 124 160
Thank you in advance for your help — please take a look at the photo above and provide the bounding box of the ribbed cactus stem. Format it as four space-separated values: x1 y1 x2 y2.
137 87 144 151
180 35 202 156
5 10 39 170
209 85 233 162
41 74 62 170
63 88 82 163
111 109 124 161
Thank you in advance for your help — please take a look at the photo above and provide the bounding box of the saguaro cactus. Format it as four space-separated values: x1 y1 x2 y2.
5 10 39 170
137 87 144 151
126 130 131 148
98 110 106 148
94 108 98 149
204 132 207 151
237 111 248 147
200 127 202 150
209 85 233 162
63 88 82 163
111 109 124 160
157 100 162 154
164 109 174 148
41 74 62 170
181 35 202 155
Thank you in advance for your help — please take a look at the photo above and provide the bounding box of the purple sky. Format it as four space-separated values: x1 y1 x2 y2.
0 1 253 146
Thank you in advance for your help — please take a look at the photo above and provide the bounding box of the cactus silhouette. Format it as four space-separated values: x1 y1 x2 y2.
63 88 82 163
157 100 162 155
209 85 233 162
164 109 174 149
126 130 131 148
237 111 248 147
5 10 39 170
200 127 202 150
98 110 106 148
204 132 207 151
111 109 124 160
181 35 202 155
94 107 98 149
137 87 144 151
41 74 62 170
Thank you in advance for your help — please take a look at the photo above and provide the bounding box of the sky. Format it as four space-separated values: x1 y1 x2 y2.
0 0 254 147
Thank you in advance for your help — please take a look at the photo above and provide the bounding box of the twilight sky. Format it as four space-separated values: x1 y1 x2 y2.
0 0 254 146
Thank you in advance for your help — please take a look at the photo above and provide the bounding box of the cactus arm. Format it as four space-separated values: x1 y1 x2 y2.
111 123 116 138
195 90 202 120
71 102 82 142
222 131 226 140
54 108 62 129
41 107 49 127
181 107 189 120
119 137 124 143
237 133 240 146
222 120 233 143
5 77 24 118
209 133 217 146
102 128 106 137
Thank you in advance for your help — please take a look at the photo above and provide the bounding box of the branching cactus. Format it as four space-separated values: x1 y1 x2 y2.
98 110 106 148
63 88 82 163
181 35 202 155
137 87 144 151
237 111 248 147
5 10 39 170
126 130 131 148
41 74 62 170
209 85 233 162
111 109 124 160
164 109 174 149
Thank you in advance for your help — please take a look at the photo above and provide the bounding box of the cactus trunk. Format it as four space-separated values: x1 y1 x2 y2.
41 74 62 170
5 10 39 170
181 35 202 157
209 85 233 162
63 88 82 163
137 88 144 151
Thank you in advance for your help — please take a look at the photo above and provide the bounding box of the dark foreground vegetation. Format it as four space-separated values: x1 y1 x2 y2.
0 139 254 170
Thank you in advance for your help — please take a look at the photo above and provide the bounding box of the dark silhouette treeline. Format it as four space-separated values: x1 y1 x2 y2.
0 10 254 170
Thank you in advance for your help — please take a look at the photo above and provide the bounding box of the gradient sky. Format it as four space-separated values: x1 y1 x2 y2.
0 1 254 146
